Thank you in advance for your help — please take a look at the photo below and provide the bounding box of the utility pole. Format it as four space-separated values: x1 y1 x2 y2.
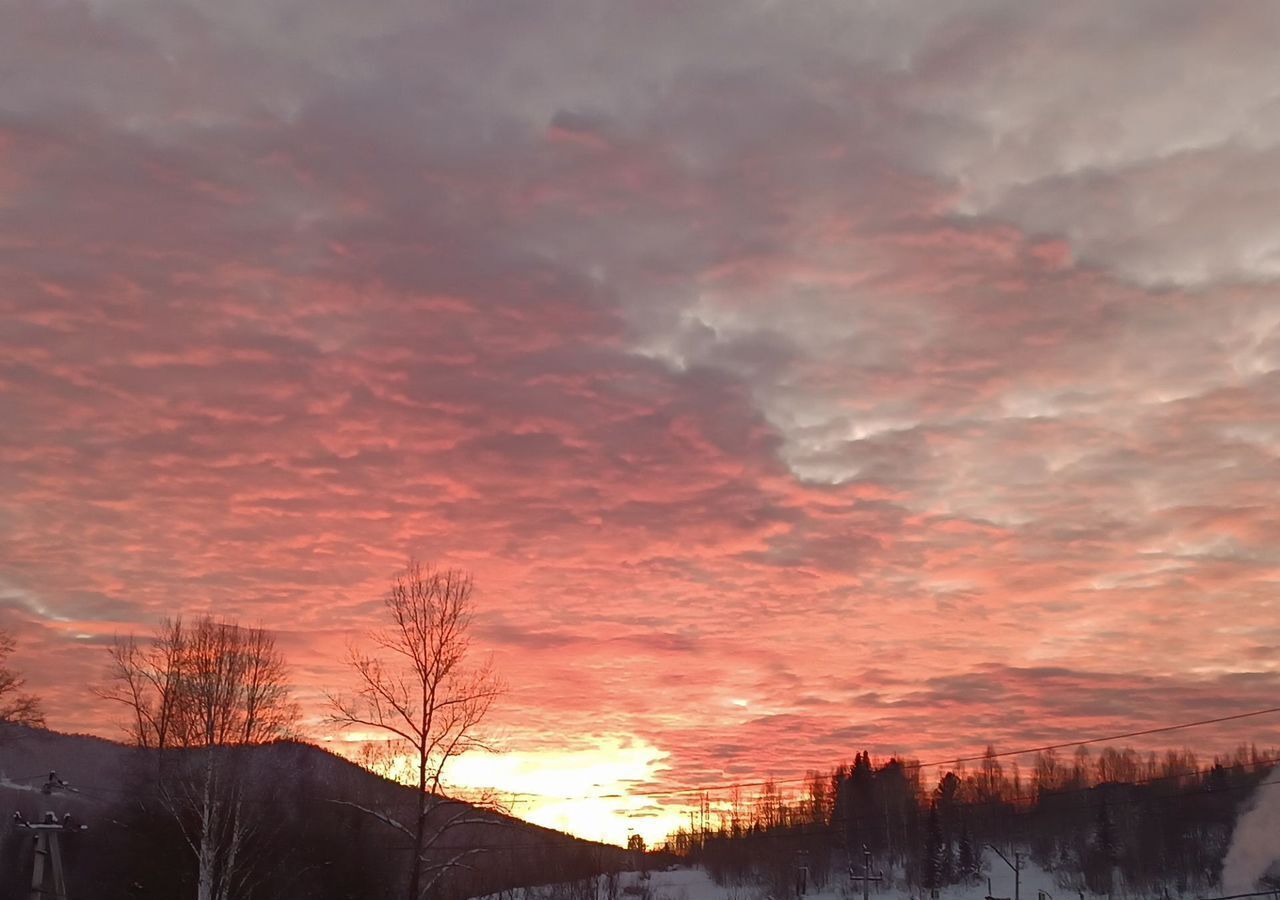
987 845 1022 900
12 772 87 900
849 844 884 900
15 812 84 900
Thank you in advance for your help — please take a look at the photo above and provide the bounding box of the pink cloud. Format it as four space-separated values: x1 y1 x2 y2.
2 0 1279 831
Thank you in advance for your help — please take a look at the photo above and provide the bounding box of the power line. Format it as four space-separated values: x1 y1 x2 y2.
19 749 1280 859
467 704 1280 802
650 773 1280 850
35 727 1280 860
41 703 1280 808
70 756 1280 817
43 774 1280 856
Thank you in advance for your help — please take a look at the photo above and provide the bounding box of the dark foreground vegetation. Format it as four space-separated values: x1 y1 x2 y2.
0 725 626 900
664 744 1278 899
0 564 631 900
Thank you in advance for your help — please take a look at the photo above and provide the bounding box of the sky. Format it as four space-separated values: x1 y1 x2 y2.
3 0 1280 846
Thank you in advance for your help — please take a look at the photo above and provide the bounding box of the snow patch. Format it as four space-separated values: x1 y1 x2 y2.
1221 768 1280 893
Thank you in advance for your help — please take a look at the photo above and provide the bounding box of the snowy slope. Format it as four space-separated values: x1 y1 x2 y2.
480 857 1179 900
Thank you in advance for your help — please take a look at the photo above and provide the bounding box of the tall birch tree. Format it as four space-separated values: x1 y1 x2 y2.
102 615 297 900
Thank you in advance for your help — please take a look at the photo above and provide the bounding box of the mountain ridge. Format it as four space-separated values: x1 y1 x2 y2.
0 724 625 899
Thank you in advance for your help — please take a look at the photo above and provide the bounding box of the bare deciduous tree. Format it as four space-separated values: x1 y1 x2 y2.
0 629 44 728
101 615 297 900
329 559 504 900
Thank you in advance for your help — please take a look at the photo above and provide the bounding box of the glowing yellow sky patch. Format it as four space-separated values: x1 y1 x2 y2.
445 736 687 847
330 733 690 847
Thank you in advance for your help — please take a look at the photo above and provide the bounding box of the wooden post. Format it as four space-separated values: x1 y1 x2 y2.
986 844 1022 900
48 821 69 900
28 831 48 900
15 805 85 900
849 844 883 900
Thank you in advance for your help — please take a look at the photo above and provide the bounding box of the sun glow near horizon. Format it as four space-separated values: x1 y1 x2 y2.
329 733 688 847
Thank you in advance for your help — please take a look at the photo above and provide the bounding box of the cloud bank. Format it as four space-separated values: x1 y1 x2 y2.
2 0 1279 823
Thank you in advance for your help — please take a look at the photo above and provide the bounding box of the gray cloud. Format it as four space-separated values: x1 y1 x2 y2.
1 0 1278 793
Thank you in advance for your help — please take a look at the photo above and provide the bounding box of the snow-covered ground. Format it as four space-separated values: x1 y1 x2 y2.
613 863 1085 900
482 857 1135 900
473 850 1269 900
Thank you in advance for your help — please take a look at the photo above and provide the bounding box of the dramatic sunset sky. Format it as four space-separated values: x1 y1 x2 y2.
3 1 1280 845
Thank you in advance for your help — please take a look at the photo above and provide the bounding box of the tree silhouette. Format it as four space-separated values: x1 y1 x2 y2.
0 629 43 728
101 615 297 900
329 559 504 900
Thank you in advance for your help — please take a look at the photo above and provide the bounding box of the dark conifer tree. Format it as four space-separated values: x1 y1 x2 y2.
1085 794 1118 895
923 800 943 894
957 812 980 884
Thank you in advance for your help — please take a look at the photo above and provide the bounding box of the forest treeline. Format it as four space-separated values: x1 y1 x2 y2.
661 743 1278 899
